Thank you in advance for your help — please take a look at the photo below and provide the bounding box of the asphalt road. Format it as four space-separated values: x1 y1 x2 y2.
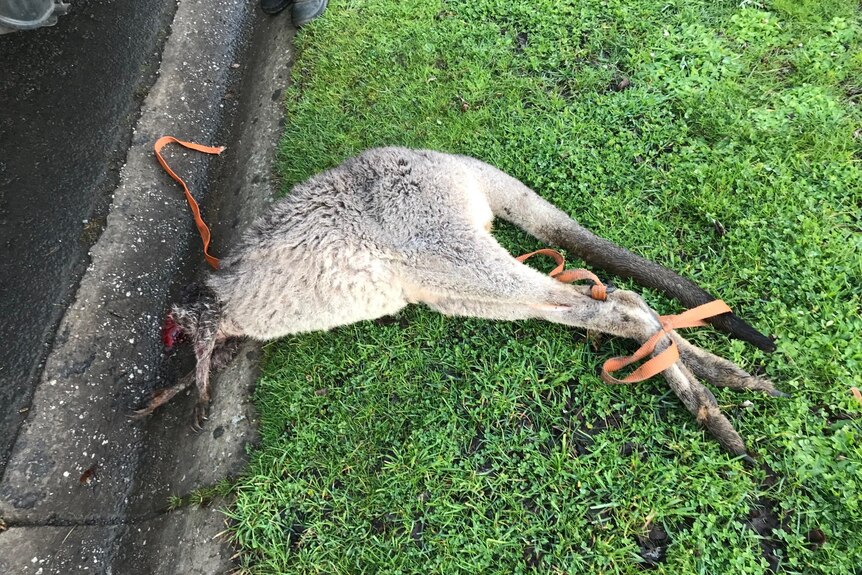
0 0 175 470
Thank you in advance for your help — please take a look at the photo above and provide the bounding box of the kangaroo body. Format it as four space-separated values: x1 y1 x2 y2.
139 147 781 459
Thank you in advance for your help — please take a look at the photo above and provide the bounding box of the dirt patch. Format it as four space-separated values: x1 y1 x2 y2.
609 76 631 92
514 31 528 53
370 512 401 536
410 519 425 548
373 314 411 328
635 523 669 568
561 393 630 457
620 441 648 461
804 528 826 551
811 402 856 437
844 81 861 102
522 542 551 568
278 509 306 551
745 497 786 573
464 428 484 457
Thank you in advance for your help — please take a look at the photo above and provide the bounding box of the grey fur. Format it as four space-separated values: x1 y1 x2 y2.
142 147 779 458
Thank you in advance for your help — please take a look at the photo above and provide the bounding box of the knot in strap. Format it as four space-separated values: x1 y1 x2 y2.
515 248 608 301
553 268 608 301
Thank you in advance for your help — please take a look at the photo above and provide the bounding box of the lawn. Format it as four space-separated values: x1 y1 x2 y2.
226 0 862 573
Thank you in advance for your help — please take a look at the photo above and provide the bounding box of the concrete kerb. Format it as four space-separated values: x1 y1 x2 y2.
0 2 296 573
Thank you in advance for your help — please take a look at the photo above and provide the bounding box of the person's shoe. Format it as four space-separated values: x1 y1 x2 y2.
292 0 327 27
260 0 291 15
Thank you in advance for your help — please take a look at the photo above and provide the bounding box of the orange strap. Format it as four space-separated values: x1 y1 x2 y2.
154 136 225 269
516 248 731 384
600 299 731 384
516 249 608 300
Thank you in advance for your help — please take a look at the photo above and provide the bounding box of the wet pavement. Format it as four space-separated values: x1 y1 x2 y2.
0 1 287 570
0 0 175 471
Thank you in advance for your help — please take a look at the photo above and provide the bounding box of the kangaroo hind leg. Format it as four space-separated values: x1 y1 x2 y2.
402 237 769 458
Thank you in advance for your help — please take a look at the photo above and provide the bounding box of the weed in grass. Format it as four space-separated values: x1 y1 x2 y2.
166 478 235 511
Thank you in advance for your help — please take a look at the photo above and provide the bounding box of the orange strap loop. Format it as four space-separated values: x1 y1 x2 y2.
601 299 732 384
154 136 225 269
516 249 608 301
515 247 732 384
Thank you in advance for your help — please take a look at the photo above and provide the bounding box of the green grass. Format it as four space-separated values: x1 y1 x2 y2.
167 478 235 511
226 0 862 573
